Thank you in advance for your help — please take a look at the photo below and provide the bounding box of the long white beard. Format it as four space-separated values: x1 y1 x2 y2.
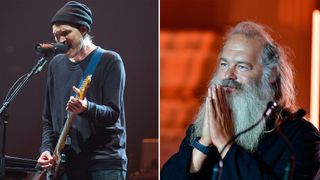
192 78 275 153
227 82 274 152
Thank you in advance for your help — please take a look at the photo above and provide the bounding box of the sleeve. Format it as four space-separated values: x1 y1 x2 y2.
80 53 126 127
161 125 220 180
40 64 56 154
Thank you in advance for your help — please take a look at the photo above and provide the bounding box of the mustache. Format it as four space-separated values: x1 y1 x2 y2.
220 79 242 89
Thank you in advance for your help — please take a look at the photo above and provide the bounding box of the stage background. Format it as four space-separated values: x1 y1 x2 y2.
160 0 320 166
0 0 158 178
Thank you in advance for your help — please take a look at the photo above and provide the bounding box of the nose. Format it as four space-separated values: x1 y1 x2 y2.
225 66 237 80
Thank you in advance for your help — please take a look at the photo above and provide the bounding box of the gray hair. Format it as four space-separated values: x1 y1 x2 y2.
192 21 296 139
83 33 93 44
224 21 296 110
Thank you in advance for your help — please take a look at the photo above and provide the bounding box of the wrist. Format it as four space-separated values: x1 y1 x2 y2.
198 137 212 147
191 138 213 155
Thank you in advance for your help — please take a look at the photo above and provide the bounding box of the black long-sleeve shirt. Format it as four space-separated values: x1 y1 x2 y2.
40 47 127 171
161 113 320 179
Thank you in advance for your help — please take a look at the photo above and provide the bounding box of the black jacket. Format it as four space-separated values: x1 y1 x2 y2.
161 112 320 179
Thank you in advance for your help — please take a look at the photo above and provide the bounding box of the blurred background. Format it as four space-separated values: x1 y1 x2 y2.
160 0 320 166
0 0 158 179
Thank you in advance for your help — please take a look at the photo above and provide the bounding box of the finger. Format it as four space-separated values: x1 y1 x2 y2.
220 87 229 117
217 86 227 133
38 154 52 161
41 163 53 169
212 85 220 118
37 160 46 165
205 98 209 124
209 85 216 106
38 158 51 165
207 97 213 126
211 84 217 100
45 153 53 160
66 103 76 111
71 101 82 109
208 85 214 107
69 97 79 103
207 98 216 142
216 85 223 108
66 103 71 111
217 85 226 114
73 86 80 94
207 95 216 123
207 88 212 99
219 87 234 136
204 99 212 143
67 99 82 109
67 105 77 112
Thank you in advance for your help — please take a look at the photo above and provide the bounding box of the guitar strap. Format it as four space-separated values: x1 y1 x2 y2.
77 47 105 89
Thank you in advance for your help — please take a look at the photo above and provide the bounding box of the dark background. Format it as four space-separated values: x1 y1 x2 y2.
0 0 158 176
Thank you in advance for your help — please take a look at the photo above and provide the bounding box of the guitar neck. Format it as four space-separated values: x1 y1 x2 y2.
53 112 77 155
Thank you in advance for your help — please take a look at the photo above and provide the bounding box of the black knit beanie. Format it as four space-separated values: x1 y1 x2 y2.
51 1 92 31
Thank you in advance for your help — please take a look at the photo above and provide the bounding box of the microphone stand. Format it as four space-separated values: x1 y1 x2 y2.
0 55 48 178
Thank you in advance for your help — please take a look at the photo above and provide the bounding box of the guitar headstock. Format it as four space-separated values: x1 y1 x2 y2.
78 75 92 100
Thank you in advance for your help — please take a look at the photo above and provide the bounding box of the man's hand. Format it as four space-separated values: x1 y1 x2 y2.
207 84 234 157
37 151 55 170
198 94 214 147
66 86 88 114
190 94 214 173
190 84 235 173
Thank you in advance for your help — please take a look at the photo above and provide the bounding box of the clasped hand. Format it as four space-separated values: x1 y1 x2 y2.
199 84 234 157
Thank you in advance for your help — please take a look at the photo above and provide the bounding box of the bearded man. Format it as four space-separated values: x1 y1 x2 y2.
161 21 320 180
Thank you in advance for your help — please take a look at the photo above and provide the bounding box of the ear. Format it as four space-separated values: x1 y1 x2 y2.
269 67 277 83
79 26 88 36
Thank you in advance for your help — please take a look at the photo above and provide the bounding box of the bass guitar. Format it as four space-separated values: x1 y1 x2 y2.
35 75 92 180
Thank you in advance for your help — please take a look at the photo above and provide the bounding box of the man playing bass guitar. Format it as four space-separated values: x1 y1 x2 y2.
36 1 127 179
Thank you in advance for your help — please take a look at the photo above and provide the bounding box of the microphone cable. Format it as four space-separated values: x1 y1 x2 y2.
212 101 278 180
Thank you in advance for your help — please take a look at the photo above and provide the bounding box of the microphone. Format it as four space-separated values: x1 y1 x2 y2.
212 101 278 180
264 101 278 117
35 43 69 55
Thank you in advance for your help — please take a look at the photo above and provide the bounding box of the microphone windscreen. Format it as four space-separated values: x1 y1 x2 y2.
35 43 69 55
264 101 278 117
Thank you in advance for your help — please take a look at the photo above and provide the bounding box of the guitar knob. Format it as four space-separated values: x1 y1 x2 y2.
60 154 66 164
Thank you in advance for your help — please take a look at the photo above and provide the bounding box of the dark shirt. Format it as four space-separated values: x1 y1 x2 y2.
40 48 127 171
161 113 320 179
